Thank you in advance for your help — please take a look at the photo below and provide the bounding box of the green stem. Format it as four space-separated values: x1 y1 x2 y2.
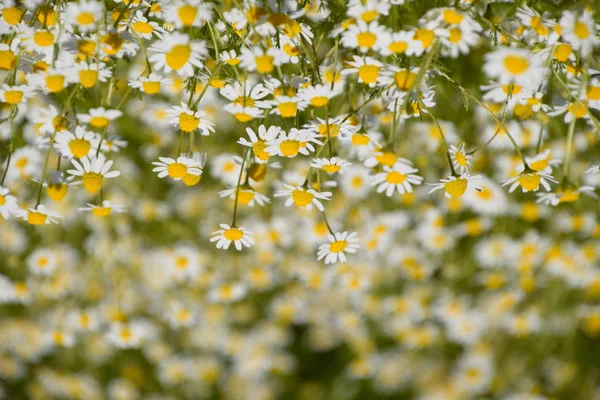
418 100 456 176
231 147 250 226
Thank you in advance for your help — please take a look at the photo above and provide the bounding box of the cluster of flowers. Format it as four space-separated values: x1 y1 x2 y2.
1 0 600 398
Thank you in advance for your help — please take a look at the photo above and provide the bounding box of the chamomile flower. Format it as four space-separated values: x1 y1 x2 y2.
121 11 165 39
72 62 112 89
536 185 597 206
0 84 35 105
341 20 386 53
238 125 281 163
15 204 62 225
166 102 215 135
428 173 482 198
371 161 424 196
586 163 600 175
163 0 213 29
268 95 307 118
274 184 332 212
502 170 557 193
27 248 57 276
54 126 99 159
449 143 472 174
67 154 121 194
483 47 544 90
77 107 123 130
152 155 203 182
239 46 285 74
220 50 241 66
149 32 207 76
78 201 127 216
0 186 18 219
559 10 596 56
64 0 103 31
219 187 270 207
210 224 254 251
317 231 360 264
342 56 385 87
311 157 352 175
129 73 172 94
266 128 321 158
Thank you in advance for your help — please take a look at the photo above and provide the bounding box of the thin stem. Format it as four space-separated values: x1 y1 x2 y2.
231 147 250 226
0 106 17 186
418 100 456 176
321 210 335 235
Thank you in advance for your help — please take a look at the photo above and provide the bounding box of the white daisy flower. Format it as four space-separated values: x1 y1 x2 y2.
129 72 172 94
317 231 360 264
266 128 321 158
166 102 215 135
310 157 352 174
148 32 207 76
67 154 121 194
210 224 254 251
15 204 62 225
77 200 127 216
502 170 557 193
237 125 281 163
218 187 270 207
371 161 424 196
54 126 99 159
152 155 203 181
428 173 483 198
77 107 123 130
559 10 596 56
274 184 332 212
449 143 472 174
483 47 544 90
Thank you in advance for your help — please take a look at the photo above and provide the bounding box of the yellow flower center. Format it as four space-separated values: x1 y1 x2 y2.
234 112 253 122
79 70 98 88
166 44 191 71
352 133 370 146
255 55 274 74
0 50 16 70
92 207 112 216
82 172 103 193
394 70 416 90
78 39 96 57
588 86 600 101
444 178 468 197
317 123 340 137
553 43 572 62
224 228 243 241
386 171 406 184
182 173 201 186
142 81 161 94
455 151 467 166
361 10 378 22
329 240 348 253
2 6 25 25
68 139 91 158
283 43 300 57
574 21 590 39
280 140 300 157
443 9 464 24
179 113 200 132
167 162 188 179
311 96 328 107
178 4 197 26
46 75 65 93
238 190 255 205
37 7 56 25
234 96 255 108
0 195 4 205
133 21 154 34
291 189 314 207
278 102 297 118
358 65 380 84
558 190 579 203
518 173 541 191
375 152 397 167
90 116 109 128
252 141 269 161
449 27 462 43
415 28 435 48
356 31 377 48
76 11 94 25
504 55 529 75
33 31 55 47
47 184 68 201
388 41 408 54
323 164 340 174
3 90 23 104
568 101 587 118
476 187 493 200
27 211 47 225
